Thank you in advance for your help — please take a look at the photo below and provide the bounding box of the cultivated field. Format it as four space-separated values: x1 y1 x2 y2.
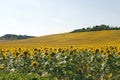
0 30 120 80
0 30 120 48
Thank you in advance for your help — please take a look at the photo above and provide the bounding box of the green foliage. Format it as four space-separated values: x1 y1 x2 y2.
71 24 120 33
0 34 34 40
0 47 119 80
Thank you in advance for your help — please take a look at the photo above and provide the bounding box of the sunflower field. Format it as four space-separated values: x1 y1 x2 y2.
0 46 120 80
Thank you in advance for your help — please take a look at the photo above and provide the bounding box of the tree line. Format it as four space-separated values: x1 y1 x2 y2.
0 34 34 40
71 24 120 33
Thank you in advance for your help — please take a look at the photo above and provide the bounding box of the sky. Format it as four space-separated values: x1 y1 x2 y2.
0 0 120 36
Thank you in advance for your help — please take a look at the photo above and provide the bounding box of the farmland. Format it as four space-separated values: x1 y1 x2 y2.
0 30 120 80
0 30 120 48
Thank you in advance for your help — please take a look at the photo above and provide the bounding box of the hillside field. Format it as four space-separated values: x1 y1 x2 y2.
0 30 120 48
0 30 120 80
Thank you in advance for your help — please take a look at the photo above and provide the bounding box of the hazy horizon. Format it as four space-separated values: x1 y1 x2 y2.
0 0 120 36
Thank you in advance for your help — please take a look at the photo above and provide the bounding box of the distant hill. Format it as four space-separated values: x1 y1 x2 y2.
0 34 35 40
0 30 120 48
71 24 120 33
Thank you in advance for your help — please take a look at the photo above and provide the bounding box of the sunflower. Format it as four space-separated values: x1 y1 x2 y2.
31 62 38 67
78 68 83 74
44 52 48 56
23 51 29 56
0 65 4 69
2 54 7 59
33 52 38 56
34 55 38 59
19 53 24 58
15 52 19 57
50 52 56 57
108 73 112 78
117 52 120 56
